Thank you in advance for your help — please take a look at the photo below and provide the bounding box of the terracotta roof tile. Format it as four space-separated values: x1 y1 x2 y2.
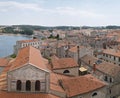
50 73 69 93
103 49 120 57
61 75 106 97
17 39 39 43
10 46 49 72
0 91 59 98
69 46 84 53
81 55 120 77
0 58 9 67
51 56 78 69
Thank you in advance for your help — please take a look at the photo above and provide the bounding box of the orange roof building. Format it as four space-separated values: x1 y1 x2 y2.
0 46 107 98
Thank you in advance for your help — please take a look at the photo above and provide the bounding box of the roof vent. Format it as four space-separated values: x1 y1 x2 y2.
95 60 102 65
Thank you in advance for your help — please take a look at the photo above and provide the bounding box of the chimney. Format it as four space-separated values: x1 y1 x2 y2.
77 45 80 65
93 63 96 73
89 60 91 64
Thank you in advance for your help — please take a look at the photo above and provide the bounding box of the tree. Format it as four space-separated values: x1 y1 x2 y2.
56 34 60 40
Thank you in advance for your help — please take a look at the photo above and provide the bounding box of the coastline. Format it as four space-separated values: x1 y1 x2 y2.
0 32 32 37
0 34 31 58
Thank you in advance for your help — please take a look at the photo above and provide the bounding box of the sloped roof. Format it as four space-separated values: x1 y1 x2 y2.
0 58 9 67
0 91 59 98
50 73 67 93
69 46 84 53
81 55 120 77
61 74 106 97
17 39 39 43
10 46 49 72
103 49 120 57
51 55 78 69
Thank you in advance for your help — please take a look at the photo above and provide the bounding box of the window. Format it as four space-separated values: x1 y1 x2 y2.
110 78 112 83
104 76 108 81
109 55 111 58
35 80 40 91
92 92 97 97
79 97 83 98
109 89 111 94
103 53 105 56
114 56 116 61
16 80 22 91
119 57 120 62
106 54 108 57
63 70 70 73
26 80 31 91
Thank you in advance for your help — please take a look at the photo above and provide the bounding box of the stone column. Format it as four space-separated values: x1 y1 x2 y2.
31 80 35 92
22 80 26 92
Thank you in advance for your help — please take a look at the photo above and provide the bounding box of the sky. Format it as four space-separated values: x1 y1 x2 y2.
0 0 120 26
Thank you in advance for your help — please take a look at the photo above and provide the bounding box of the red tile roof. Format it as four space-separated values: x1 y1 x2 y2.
50 73 69 93
10 46 49 72
103 49 120 57
61 74 106 97
81 55 120 77
51 56 78 69
69 46 84 53
17 39 39 43
0 91 59 98
0 58 9 67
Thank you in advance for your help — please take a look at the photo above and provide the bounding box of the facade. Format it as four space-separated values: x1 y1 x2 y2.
8 46 50 93
14 39 42 54
51 55 79 76
68 45 93 62
102 49 120 66
81 55 120 98
0 46 108 98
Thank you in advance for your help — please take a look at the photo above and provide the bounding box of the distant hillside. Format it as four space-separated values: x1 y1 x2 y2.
1 25 120 35
12 25 81 30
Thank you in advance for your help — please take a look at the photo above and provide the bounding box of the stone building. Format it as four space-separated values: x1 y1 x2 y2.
0 46 108 98
80 55 120 98
68 45 93 62
51 55 79 76
8 46 50 92
14 39 41 54
102 49 120 66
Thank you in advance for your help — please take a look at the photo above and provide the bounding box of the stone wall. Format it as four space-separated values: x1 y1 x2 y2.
7 64 50 93
72 87 107 98
53 67 79 76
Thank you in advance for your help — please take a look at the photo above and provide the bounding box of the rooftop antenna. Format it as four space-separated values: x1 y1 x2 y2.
77 45 81 67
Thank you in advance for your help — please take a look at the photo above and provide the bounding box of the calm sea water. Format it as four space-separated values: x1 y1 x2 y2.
0 34 30 57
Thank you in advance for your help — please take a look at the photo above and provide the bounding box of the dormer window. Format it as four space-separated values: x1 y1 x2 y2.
92 92 97 97
63 70 70 74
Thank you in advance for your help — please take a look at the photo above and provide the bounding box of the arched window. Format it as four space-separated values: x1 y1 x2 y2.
63 70 70 74
35 80 40 91
92 92 97 97
16 80 22 91
110 77 112 83
26 80 31 91
104 76 108 81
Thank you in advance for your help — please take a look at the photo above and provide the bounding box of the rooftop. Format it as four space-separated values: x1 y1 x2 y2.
10 46 49 72
61 74 105 97
0 91 59 98
103 49 120 57
0 58 9 67
17 39 39 43
81 55 120 77
51 55 78 69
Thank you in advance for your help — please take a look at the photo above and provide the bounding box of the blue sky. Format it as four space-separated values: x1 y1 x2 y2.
0 0 120 26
